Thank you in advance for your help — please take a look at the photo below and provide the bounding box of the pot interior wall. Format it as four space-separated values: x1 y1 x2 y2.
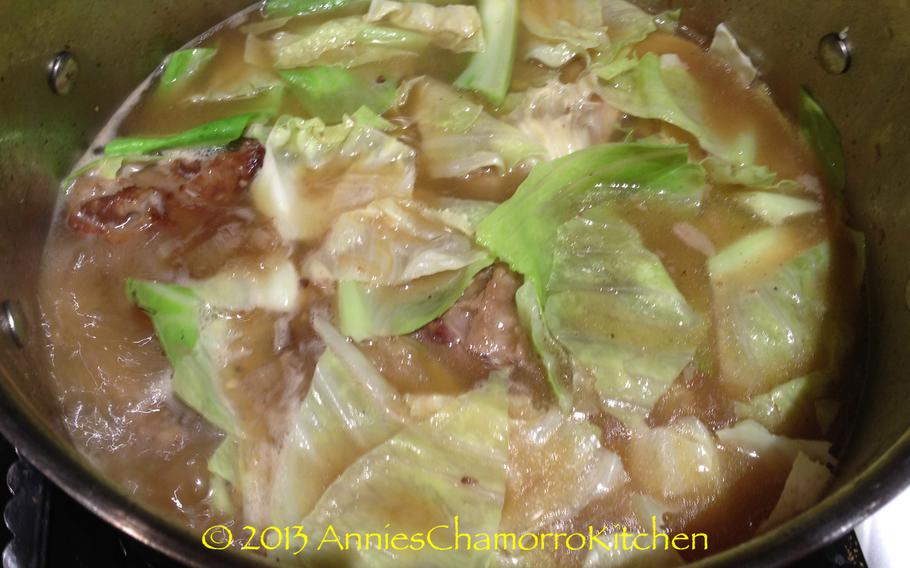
1 0 909 566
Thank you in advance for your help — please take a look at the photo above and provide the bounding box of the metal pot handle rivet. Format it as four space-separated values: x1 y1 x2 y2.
47 51 78 95
1 300 26 348
818 31 852 75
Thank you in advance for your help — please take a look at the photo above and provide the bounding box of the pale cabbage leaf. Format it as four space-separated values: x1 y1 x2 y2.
304 197 494 285
264 16 431 69
338 257 492 341
709 23 758 86
265 318 410 527
626 417 720 500
251 113 416 242
504 75 621 160
717 419 835 467
293 377 510 566
733 371 833 434
709 230 832 397
519 0 606 67
405 78 544 178
759 452 833 531
596 52 760 168
545 204 703 423
501 410 628 533
366 0 485 53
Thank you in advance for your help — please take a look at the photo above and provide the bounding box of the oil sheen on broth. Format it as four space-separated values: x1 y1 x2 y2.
39 1 865 565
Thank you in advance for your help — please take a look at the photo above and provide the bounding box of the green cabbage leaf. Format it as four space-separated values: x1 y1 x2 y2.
799 87 846 194
125 258 300 434
264 0 370 18
280 66 398 124
515 282 572 410
733 371 833 434
159 48 217 90
477 143 705 420
263 0 458 19
337 258 492 341
476 142 704 298
104 113 266 157
454 0 519 104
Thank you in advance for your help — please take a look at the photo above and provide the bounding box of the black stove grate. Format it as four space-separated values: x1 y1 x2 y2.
1 435 866 568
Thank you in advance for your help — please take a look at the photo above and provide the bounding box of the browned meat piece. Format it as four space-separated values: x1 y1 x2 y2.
422 264 530 367
171 141 265 202
67 140 265 241
68 186 167 236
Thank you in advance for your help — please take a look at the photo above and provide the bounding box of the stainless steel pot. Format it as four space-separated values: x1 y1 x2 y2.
1 1 908 566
